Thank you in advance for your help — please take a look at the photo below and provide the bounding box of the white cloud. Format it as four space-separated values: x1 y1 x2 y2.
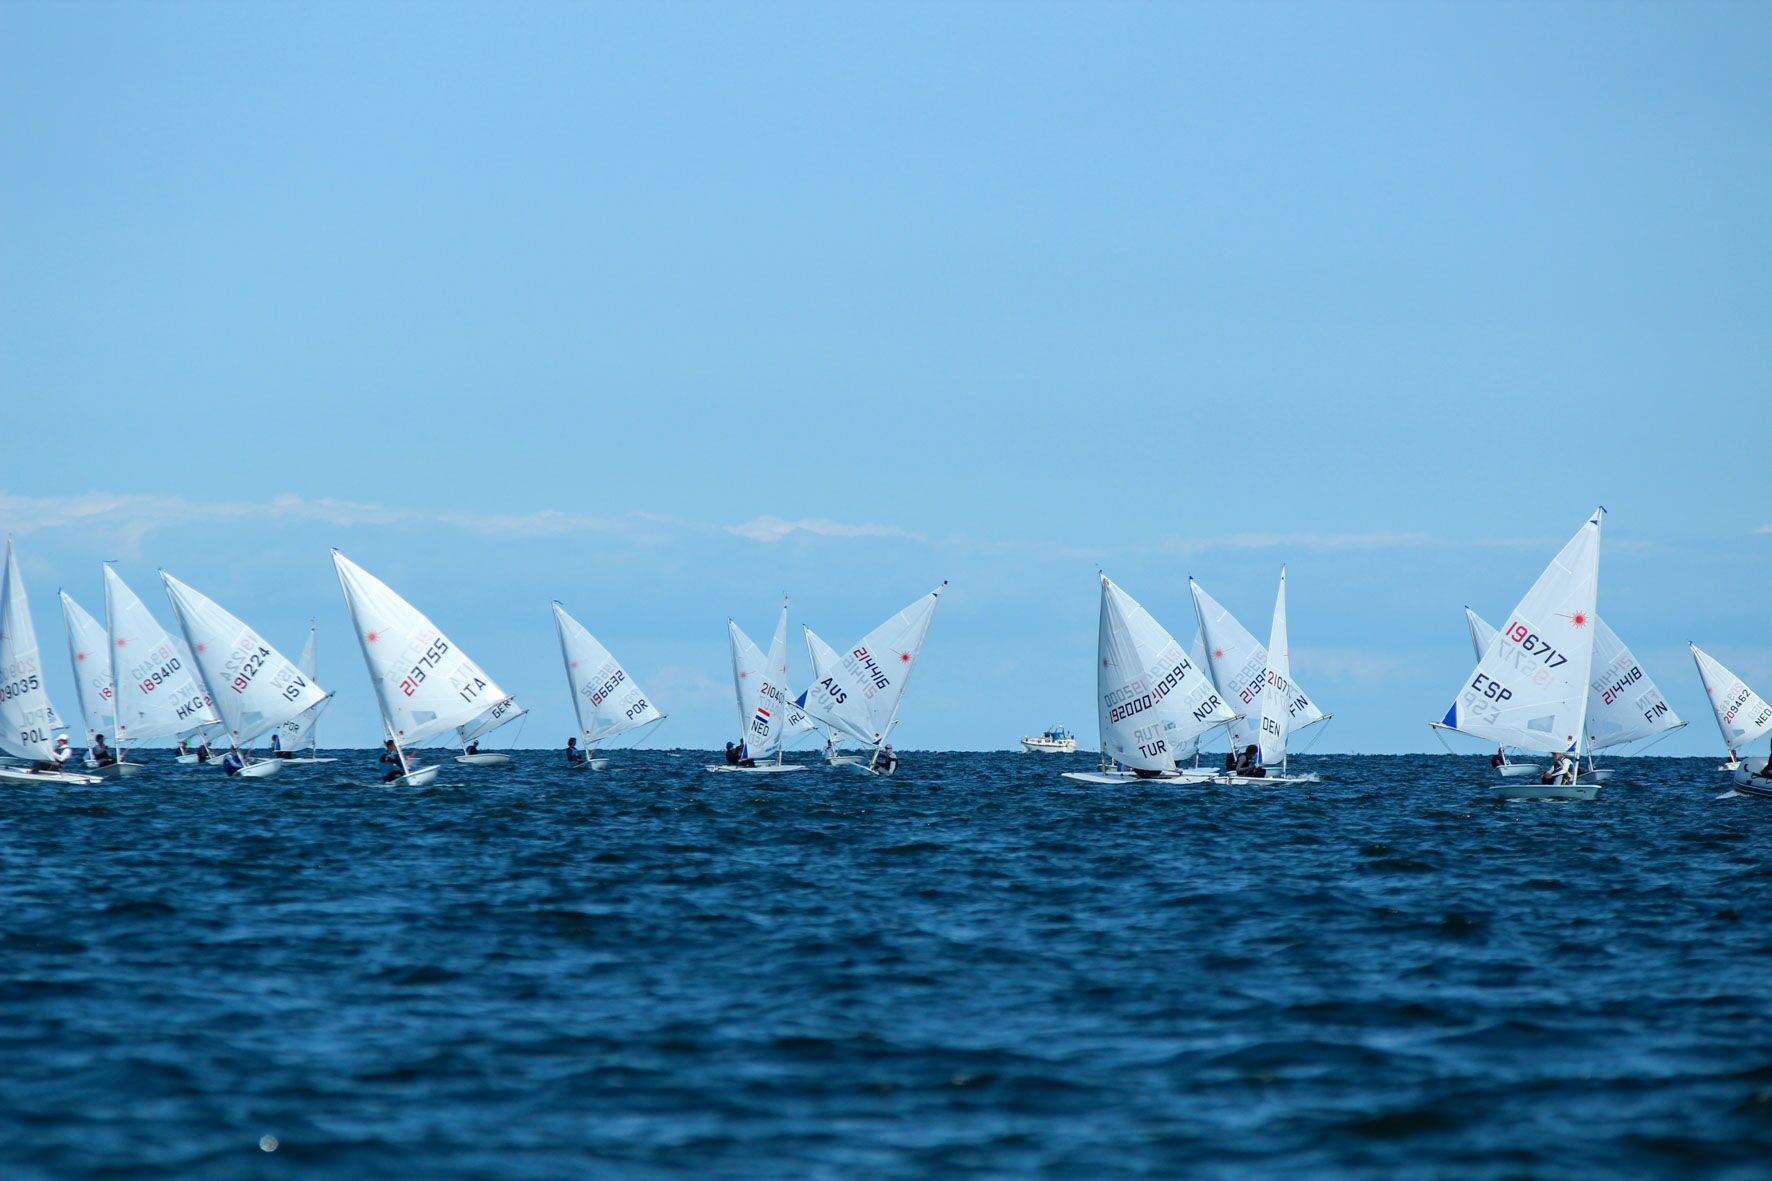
1163 530 1434 555
724 515 925 543
1757 524 1771 535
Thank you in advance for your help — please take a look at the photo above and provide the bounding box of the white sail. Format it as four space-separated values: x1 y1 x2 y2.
1584 619 1683 752
331 550 510 745
160 571 330 748
278 622 331 750
454 695 525 746
104 565 219 746
729 618 780 758
60 591 116 745
1690 643 1772 752
1257 566 1312 769
795 584 946 748
1097 576 1235 772
1465 605 1681 752
553 602 665 747
1437 509 1603 755
0 540 68 761
798 626 881 748
1191 578 1325 753
1464 607 1498 661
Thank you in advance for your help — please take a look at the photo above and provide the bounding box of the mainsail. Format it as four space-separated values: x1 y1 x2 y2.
1256 566 1315 769
1464 606 1682 752
104 565 219 747
1437 509 1603 755
60 590 116 746
278 621 332 751
553 602 665 747
0 539 68 761
1096 575 1235 772
1191 577 1325 754
729 601 798 759
1690 643 1772 753
161 571 330 749
795 583 946 750
331 550 510 745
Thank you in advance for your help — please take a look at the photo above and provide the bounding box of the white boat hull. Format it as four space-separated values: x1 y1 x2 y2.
273 756 337 765
704 762 807 774
1494 783 1600 801
456 752 511 766
827 754 866 767
87 761 144 778
234 760 282 779
391 764 441 787
1583 768 1613 784
1215 772 1320 786
1496 764 1543 779
1021 738 1078 754
1720 760 1742 772
0 766 104 786
566 757 611 771
1061 769 1215 786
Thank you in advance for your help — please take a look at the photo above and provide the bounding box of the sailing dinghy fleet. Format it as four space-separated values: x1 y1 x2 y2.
1 509 1765 798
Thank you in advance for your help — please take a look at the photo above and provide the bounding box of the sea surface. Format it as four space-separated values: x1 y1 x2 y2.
1 751 1768 1179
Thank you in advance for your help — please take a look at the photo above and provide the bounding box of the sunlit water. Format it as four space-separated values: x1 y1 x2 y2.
2 751 1767 1179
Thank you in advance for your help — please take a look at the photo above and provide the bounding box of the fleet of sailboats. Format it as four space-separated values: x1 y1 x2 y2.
0 517 1763 799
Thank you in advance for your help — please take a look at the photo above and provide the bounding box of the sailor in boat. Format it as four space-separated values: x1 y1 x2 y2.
379 740 408 783
464 741 481 756
1491 748 1508 769
43 735 74 772
724 741 742 766
270 732 293 759
877 744 899 775
220 748 245 776
1541 751 1576 786
566 737 587 767
1234 744 1266 779
1223 752 1237 773
178 738 190 758
89 733 117 768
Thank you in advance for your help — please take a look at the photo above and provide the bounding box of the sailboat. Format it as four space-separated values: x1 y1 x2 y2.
1465 607 1683 781
0 540 100 785
160 571 331 780
706 599 808 774
803 628 866 767
1432 509 1605 800
453 694 526 765
104 565 221 766
58 590 143 777
273 621 337 764
1062 575 1236 786
1190 574 1329 785
552 601 665 771
1689 643 1772 795
794 582 947 776
332 550 512 787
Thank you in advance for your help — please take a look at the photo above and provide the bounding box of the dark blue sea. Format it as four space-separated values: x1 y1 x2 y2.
2 751 1768 1179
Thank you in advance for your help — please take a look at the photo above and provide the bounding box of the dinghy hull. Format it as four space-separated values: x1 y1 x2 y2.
88 761 144 778
0 766 104 786
1215 773 1320 786
1731 769 1772 798
1494 784 1600 801
392 765 441 788
235 760 282 779
1061 770 1214 786
456 752 511 767
703 763 807 774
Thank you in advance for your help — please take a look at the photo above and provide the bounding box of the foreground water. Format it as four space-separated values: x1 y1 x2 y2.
1 751 1768 1179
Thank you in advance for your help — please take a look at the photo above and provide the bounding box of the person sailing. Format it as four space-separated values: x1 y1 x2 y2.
566 736 587 766
89 733 117 767
47 735 73 771
1234 744 1265 778
1542 751 1578 785
220 748 245 776
724 741 742 766
1491 748 1507 769
876 744 899 775
270 731 292 759
379 739 408 783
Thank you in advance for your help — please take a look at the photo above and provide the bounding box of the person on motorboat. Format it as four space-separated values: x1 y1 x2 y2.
221 748 245 776
1756 759 1772 781
877 744 898 775
1234 744 1265 778
89 733 117 767
379 739 407 783
566 737 587 766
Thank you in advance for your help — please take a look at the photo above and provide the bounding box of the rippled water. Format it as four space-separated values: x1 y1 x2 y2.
2 751 1768 1179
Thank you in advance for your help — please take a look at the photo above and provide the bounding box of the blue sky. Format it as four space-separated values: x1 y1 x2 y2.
2 1 1767 753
